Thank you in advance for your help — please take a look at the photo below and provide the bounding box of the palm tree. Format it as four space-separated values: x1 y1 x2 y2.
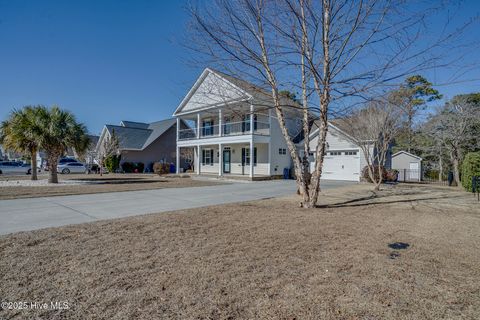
0 106 42 180
36 106 89 183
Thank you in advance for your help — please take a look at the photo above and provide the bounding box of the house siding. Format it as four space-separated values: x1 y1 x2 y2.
120 125 180 167
268 109 298 176
391 152 421 170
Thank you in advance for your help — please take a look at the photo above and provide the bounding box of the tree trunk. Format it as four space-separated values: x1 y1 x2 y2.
48 154 59 184
307 115 329 208
438 154 443 182
375 165 383 191
407 112 413 153
30 148 38 181
305 0 331 208
452 156 460 187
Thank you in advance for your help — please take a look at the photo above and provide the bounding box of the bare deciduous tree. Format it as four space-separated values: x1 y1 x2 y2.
188 0 473 207
97 129 119 175
339 98 404 191
426 96 480 186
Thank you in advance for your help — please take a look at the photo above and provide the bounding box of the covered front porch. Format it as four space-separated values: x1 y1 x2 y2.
177 142 270 178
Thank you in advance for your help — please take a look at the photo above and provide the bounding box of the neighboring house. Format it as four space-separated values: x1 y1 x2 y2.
83 135 100 165
297 120 393 182
0 145 23 162
173 68 303 178
96 118 186 171
392 150 422 181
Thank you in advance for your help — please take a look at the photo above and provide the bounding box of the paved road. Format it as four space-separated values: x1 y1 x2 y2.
0 180 352 235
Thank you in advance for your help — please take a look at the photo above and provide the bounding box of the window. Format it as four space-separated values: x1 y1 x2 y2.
202 120 214 136
345 151 357 156
202 149 214 165
242 147 257 166
242 114 257 132
279 148 287 155
329 151 341 156
223 117 231 134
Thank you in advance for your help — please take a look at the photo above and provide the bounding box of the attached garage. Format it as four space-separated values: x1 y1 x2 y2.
297 123 369 182
310 149 361 181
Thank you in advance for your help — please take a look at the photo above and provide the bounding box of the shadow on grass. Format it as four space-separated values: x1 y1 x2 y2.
315 193 464 209
67 178 167 185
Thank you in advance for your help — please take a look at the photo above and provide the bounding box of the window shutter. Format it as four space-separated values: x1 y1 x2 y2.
254 147 257 165
210 149 214 166
202 150 205 165
241 148 245 166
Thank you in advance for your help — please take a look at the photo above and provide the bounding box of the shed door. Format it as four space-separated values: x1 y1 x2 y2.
409 162 420 181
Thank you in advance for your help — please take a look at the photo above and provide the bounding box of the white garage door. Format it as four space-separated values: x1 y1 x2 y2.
310 150 361 181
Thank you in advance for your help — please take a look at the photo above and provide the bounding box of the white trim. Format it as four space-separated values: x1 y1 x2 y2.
95 126 109 153
177 134 270 147
218 143 223 176
172 68 253 116
304 122 375 149
176 146 180 174
392 150 423 161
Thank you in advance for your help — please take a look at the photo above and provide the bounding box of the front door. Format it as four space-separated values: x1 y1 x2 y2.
223 149 231 173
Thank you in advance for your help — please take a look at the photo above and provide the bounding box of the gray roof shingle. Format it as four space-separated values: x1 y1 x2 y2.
105 118 177 150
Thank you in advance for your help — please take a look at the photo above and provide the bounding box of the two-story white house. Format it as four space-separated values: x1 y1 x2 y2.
173 68 302 179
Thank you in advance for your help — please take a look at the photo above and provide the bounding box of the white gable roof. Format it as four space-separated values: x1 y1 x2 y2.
173 68 252 116
392 150 422 160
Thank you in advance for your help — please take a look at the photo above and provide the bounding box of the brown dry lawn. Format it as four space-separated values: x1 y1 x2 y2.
1 184 479 319
0 174 221 200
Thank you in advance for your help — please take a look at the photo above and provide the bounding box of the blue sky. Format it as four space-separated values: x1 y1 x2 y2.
0 0 479 134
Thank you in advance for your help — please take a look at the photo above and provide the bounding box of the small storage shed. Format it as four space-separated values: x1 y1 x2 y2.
391 151 422 181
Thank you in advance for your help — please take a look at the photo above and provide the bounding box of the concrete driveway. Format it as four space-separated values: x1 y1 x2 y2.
0 179 353 235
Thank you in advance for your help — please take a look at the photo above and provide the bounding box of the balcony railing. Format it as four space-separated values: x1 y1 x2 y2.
200 124 219 137
178 121 270 140
178 128 197 140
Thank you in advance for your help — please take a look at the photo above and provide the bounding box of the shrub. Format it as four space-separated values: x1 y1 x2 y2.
104 155 121 173
153 162 170 175
461 152 480 191
135 162 144 173
385 169 399 182
362 165 398 183
424 169 439 180
121 162 145 173
121 162 134 173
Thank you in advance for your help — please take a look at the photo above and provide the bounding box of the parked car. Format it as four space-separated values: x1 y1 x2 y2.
0 161 35 175
57 162 87 174
43 158 79 171
59 157 79 164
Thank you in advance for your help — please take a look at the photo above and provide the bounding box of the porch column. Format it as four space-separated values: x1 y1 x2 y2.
249 139 254 178
194 146 199 175
197 145 201 174
176 117 180 141
250 103 254 134
268 138 271 175
218 144 223 176
197 114 201 138
176 146 180 174
218 109 223 136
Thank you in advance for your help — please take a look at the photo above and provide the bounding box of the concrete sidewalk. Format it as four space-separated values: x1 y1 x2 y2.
0 179 352 235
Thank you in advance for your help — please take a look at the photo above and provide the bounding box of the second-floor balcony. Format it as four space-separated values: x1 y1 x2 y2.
178 120 270 141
